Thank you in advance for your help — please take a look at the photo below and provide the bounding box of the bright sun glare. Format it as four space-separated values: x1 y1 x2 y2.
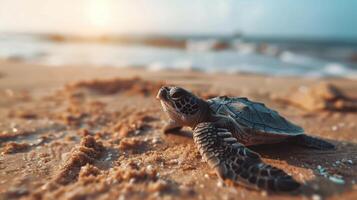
86 0 114 34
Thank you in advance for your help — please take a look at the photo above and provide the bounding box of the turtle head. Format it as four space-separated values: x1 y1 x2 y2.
157 86 209 128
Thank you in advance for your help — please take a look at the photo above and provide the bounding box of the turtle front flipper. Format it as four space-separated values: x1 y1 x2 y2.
193 122 300 192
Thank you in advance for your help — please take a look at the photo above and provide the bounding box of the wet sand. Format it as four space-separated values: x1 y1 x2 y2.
0 60 357 200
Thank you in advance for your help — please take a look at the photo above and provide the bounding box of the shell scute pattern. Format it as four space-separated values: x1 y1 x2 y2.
209 96 304 135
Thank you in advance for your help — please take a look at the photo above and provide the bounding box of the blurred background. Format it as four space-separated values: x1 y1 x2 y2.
1 0 357 78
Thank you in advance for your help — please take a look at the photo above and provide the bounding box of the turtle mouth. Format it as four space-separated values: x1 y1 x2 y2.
157 86 177 109
156 86 170 101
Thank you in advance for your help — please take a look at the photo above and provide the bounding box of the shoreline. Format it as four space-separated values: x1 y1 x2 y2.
2 33 357 79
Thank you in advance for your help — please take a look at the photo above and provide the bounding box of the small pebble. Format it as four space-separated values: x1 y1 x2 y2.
260 191 267 196
146 165 154 172
329 176 345 185
152 137 161 144
105 153 112 161
312 194 321 200
316 165 328 177
129 178 136 184
331 126 338 131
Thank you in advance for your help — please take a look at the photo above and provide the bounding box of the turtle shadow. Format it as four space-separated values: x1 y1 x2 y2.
250 138 357 198
162 130 193 145
164 130 193 138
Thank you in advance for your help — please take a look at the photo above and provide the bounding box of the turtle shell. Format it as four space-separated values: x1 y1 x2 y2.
207 96 304 136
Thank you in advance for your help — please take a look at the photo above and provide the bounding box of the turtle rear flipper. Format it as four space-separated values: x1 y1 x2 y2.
193 122 300 192
290 135 335 150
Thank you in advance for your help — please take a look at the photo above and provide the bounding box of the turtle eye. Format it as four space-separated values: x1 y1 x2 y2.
171 90 185 99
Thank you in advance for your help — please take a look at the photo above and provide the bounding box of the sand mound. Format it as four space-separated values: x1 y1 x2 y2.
0 130 34 141
113 112 158 138
78 164 101 179
54 136 105 185
2 142 30 154
273 82 357 112
65 77 163 96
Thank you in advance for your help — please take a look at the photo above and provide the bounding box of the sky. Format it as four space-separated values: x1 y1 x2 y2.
0 0 356 40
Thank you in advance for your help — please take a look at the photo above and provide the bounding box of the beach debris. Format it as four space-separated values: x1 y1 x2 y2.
316 165 328 177
332 158 354 167
316 165 345 185
328 175 345 185
272 82 357 112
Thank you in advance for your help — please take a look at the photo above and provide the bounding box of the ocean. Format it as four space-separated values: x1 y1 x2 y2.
1 33 357 79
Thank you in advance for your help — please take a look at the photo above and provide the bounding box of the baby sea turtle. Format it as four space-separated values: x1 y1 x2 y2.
157 86 335 192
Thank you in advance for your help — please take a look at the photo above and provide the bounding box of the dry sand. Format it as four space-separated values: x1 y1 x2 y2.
0 60 357 200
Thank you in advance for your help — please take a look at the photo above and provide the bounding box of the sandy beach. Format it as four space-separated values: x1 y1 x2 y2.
1 60 357 200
